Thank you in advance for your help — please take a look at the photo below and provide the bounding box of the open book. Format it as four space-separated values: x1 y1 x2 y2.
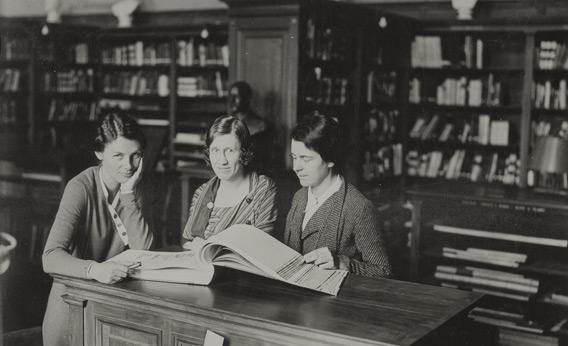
108 224 348 295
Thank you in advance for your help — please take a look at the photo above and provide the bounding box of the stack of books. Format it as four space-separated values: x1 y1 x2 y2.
468 307 548 334
542 289 568 306
435 264 539 301
498 328 558 346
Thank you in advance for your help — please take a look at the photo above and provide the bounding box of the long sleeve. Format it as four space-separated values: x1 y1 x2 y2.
118 192 154 250
348 200 392 278
182 184 206 241
253 177 278 234
42 179 93 278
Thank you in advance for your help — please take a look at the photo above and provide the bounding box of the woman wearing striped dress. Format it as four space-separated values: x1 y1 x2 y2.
284 112 392 278
182 115 277 241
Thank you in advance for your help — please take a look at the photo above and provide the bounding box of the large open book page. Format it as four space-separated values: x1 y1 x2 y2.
107 224 348 295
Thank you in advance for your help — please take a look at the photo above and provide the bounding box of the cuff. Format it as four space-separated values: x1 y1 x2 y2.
85 261 96 280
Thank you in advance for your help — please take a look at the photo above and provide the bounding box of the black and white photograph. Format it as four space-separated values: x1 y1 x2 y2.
1 0 568 345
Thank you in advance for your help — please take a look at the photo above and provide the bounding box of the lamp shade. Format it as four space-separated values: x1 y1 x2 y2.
529 136 568 173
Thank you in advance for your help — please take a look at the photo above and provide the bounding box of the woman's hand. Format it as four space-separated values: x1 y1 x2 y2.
89 262 131 284
120 158 143 194
303 247 336 270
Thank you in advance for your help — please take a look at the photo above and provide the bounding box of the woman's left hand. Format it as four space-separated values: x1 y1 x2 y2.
304 247 336 270
121 158 143 193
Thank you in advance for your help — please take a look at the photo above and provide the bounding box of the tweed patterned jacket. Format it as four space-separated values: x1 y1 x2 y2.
284 180 392 278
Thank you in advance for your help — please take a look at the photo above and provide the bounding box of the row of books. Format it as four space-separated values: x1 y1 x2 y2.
101 72 170 97
409 75 504 107
305 19 352 62
102 41 173 66
47 100 98 122
364 109 399 142
303 67 349 106
536 40 568 70
436 264 538 301
361 144 403 181
498 328 558 346
177 72 228 98
531 120 568 140
468 307 548 335
406 150 520 184
0 36 30 60
0 98 18 125
177 40 229 67
42 69 95 93
433 224 568 248
411 36 485 68
366 70 397 104
0 69 22 91
440 247 528 268
409 114 510 146
533 80 568 110
526 170 568 190
39 42 90 64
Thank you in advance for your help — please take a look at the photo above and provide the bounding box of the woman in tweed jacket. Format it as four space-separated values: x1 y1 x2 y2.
183 115 277 241
284 113 391 278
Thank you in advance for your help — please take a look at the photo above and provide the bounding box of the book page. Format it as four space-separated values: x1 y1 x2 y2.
109 249 203 270
201 224 348 295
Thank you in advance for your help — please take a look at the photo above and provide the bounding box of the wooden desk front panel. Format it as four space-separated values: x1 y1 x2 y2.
84 294 354 346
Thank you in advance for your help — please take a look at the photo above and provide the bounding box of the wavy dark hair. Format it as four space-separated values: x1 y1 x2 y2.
204 115 254 168
291 112 343 169
94 113 146 152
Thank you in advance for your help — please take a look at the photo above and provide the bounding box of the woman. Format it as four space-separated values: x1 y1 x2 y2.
42 113 154 346
182 115 277 241
284 112 391 278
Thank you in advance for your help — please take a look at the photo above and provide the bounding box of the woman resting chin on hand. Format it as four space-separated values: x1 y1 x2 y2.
42 113 154 346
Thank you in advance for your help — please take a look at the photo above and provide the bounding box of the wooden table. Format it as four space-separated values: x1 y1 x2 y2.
56 269 482 346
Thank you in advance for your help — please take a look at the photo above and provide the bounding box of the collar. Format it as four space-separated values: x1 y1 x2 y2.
307 174 342 209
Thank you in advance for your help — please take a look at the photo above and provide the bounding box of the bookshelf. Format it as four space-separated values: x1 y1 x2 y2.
226 0 378 177
407 25 526 188
96 25 229 169
358 13 411 192
0 23 33 144
34 24 99 151
408 182 568 346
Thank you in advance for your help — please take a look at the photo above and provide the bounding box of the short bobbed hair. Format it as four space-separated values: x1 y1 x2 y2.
94 113 145 152
204 115 254 167
291 112 343 167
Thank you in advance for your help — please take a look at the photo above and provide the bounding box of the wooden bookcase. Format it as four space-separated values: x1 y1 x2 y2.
0 22 33 145
358 13 412 194
407 182 568 345
225 0 378 177
405 22 568 195
96 25 229 169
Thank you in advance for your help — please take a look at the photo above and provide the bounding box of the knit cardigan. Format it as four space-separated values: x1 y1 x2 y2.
284 180 392 278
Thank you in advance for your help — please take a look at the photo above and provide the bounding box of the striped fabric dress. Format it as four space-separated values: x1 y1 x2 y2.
183 172 278 240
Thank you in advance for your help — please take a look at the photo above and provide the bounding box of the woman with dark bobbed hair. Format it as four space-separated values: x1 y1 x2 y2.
284 112 391 278
42 113 154 346
182 115 278 241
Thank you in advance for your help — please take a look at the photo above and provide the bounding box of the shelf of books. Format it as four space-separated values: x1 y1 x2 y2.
96 26 229 169
409 184 568 346
35 24 99 149
407 29 525 187
0 24 32 142
528 31 568 195
173 27 229 171
359 14 409 192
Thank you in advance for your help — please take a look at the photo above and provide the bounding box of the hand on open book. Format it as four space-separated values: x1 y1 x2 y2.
89 261 131 284
304 247 337 270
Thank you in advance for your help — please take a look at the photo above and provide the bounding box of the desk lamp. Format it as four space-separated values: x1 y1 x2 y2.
528 136 568 195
